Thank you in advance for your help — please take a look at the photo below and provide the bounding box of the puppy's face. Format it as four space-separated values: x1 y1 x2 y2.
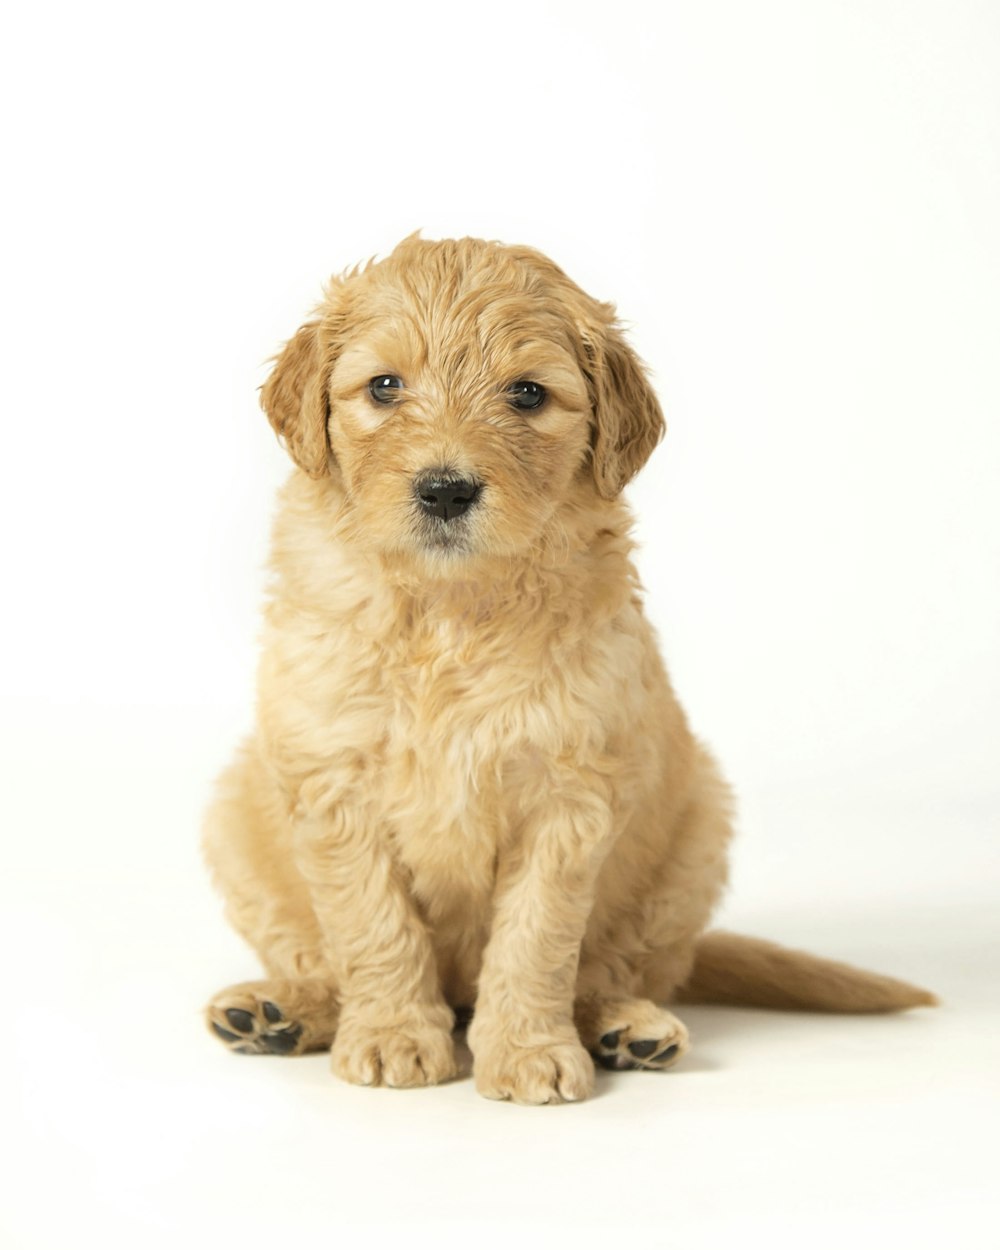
262 237 664 566
326 269 594 562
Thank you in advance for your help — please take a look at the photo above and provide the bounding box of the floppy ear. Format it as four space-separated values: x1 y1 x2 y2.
260 321 332 478
583 319 666 499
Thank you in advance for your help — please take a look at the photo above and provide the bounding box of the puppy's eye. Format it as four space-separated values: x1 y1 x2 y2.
369 375 404 404
507 380 546 411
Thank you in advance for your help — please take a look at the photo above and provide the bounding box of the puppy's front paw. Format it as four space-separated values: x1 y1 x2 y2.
331 1010 457 1088
471 1025 595 1105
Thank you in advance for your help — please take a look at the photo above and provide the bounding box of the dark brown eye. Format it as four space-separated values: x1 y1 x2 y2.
507 380 546 411
369 375 404 404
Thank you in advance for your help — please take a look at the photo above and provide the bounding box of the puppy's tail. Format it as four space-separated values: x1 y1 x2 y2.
675 930 938 1013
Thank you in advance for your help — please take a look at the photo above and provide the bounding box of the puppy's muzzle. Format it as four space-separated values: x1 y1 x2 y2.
414 470 481 522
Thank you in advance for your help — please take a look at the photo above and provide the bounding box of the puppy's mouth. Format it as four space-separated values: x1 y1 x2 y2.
415 513 475 554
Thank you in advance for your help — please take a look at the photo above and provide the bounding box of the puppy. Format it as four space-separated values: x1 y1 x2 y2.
203 234 934 1103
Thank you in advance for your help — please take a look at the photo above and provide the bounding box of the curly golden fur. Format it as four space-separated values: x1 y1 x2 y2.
203 235 934 1103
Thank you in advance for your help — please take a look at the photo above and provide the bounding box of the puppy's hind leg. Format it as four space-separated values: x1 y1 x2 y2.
574 886 705 1074
203 742 340 1056
578 743 735 1073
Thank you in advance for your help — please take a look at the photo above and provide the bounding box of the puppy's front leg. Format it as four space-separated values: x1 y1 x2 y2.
469 779 614 1105
294 797 456 1088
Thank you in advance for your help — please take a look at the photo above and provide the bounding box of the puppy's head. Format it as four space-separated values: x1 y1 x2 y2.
261 236 664 563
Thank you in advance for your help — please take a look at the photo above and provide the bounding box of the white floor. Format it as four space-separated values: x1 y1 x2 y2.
5 708 998 1250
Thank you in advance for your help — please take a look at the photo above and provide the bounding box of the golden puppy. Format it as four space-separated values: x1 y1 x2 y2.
203 234 934 1104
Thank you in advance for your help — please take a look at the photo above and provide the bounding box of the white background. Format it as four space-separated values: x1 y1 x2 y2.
2 2 997 1247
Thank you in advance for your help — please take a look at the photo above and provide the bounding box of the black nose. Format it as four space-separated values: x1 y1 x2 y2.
414 471 481 521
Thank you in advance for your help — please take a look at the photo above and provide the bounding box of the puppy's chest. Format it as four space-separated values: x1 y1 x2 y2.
375 617 518 899
388 616 504 723
380 616 519 796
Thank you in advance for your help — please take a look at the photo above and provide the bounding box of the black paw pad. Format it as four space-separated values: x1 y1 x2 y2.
599 1031 621 1050
225 1008 255 1034
654 1044 679 1063
627 1038 659 1059
212 1022 241 1044
597 1054 638 1071
259 1025 302 1055
210 997 306 1058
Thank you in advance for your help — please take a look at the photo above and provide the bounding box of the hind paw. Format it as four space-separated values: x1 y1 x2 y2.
206 989 304 1056
582 998 689 1072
